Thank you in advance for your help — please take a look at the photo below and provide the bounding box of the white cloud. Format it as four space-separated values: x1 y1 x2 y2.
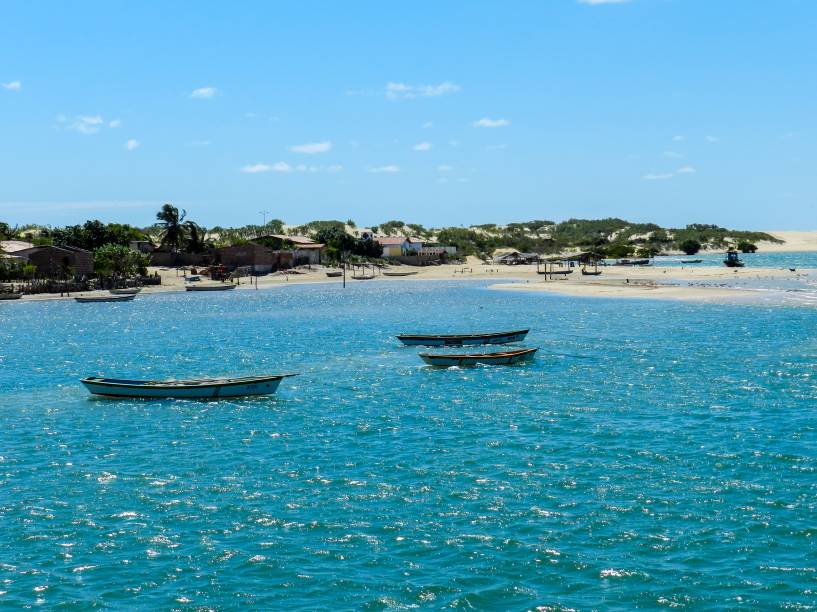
643 173 674 181
2 81 22 92
672 135 686 142
289 141 332 154
368 165 400 173
677 165 696 174
241 162 342 174
437 165 453 172
706 135 720 143
578 0 630 4
65 115 105 135
190 86 218 99
473 117 510 128
125 139 140 151
662 151 683 159
385 81 460 100
241 162 293 174
109 119 121 128
423 121 433 128
413 142 432 151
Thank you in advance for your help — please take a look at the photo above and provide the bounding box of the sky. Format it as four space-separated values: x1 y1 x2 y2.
1 0 815 230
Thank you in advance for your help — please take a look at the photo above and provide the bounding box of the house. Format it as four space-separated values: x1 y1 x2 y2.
493 251 540 265
216 243 276 273
13 245 94 277
376 236 424 258
129 240 157 254
254 235 325 266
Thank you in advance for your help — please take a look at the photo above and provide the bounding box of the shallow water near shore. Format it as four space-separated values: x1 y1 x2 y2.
2 281 817 608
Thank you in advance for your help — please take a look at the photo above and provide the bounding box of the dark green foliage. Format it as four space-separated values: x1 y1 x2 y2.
737 241 758 253
50 220 146 251
155 204 187 251
679 239 702 255
379 220 406 235
93 244 150 277
0 222 16 240
605 243 636 259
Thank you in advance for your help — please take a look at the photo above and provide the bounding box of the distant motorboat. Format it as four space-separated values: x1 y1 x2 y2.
186 283 236 291
109 287 142 295
680 259 703 264
81 374 297 399
614 258 650 266
724 250 745 268
397 329 529 347
419 347 537 367
75 294 136 303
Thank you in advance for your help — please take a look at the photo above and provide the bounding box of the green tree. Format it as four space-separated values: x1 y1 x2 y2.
184 221 210 253
737 241 758 253
679 239 702 255
94 244 150 278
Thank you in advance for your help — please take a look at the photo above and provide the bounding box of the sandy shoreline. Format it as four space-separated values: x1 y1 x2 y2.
4 257 813 305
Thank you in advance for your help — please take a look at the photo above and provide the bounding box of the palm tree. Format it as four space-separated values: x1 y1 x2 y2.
184 221 209 253
156 204 187 264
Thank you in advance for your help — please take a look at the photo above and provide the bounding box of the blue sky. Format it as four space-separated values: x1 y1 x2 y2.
1 0 815 229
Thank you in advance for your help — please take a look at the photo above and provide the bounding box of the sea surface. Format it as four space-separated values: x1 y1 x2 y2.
1 281 817 609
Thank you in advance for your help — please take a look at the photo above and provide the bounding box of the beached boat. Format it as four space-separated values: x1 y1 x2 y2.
325 271 343 277
109 287 142 295
0 293 22 300
680 259 703 264
81 374 297 399
537 269 572 275
419 347 537 367
382 271 418 277
75 294 136 303
397 329 529 347
581 269 602 276
186 283 236 291
352 275 376 280
614 258 650 266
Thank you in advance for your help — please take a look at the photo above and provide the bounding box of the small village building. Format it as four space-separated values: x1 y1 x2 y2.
215 235 325 272
13 245 94 277
493 251 540 265
376 236 424 258
129 240 157 254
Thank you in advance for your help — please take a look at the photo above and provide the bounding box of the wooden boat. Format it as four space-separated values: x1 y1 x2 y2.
325 271 343 277
81 374 296 399
419 347 537 367
382 271 418 277
397 329 529 347
186 283 236 291
537 269 572 275
0 293 22 300
614 258 650 266
352 275 376 280
680 259 702 264
109 287 142 295
75 294 136 303
581 269 602 276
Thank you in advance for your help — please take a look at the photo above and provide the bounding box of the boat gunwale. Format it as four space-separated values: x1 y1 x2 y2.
398 329 529 341
81 374 296 390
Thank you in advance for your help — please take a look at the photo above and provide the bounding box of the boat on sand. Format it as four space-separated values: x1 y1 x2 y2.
110 287 142 295
397 329 529 347
325 271 343 277
419 347 537 367
382 271 418 277
75 294 136 303
0 293 22 300
81 374 297 399
186 283 236 291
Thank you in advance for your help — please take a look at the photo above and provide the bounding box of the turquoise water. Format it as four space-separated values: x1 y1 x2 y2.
646 251 817 269
2 281 817 609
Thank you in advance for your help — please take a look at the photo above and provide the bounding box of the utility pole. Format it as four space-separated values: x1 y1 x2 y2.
259 210 270 227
